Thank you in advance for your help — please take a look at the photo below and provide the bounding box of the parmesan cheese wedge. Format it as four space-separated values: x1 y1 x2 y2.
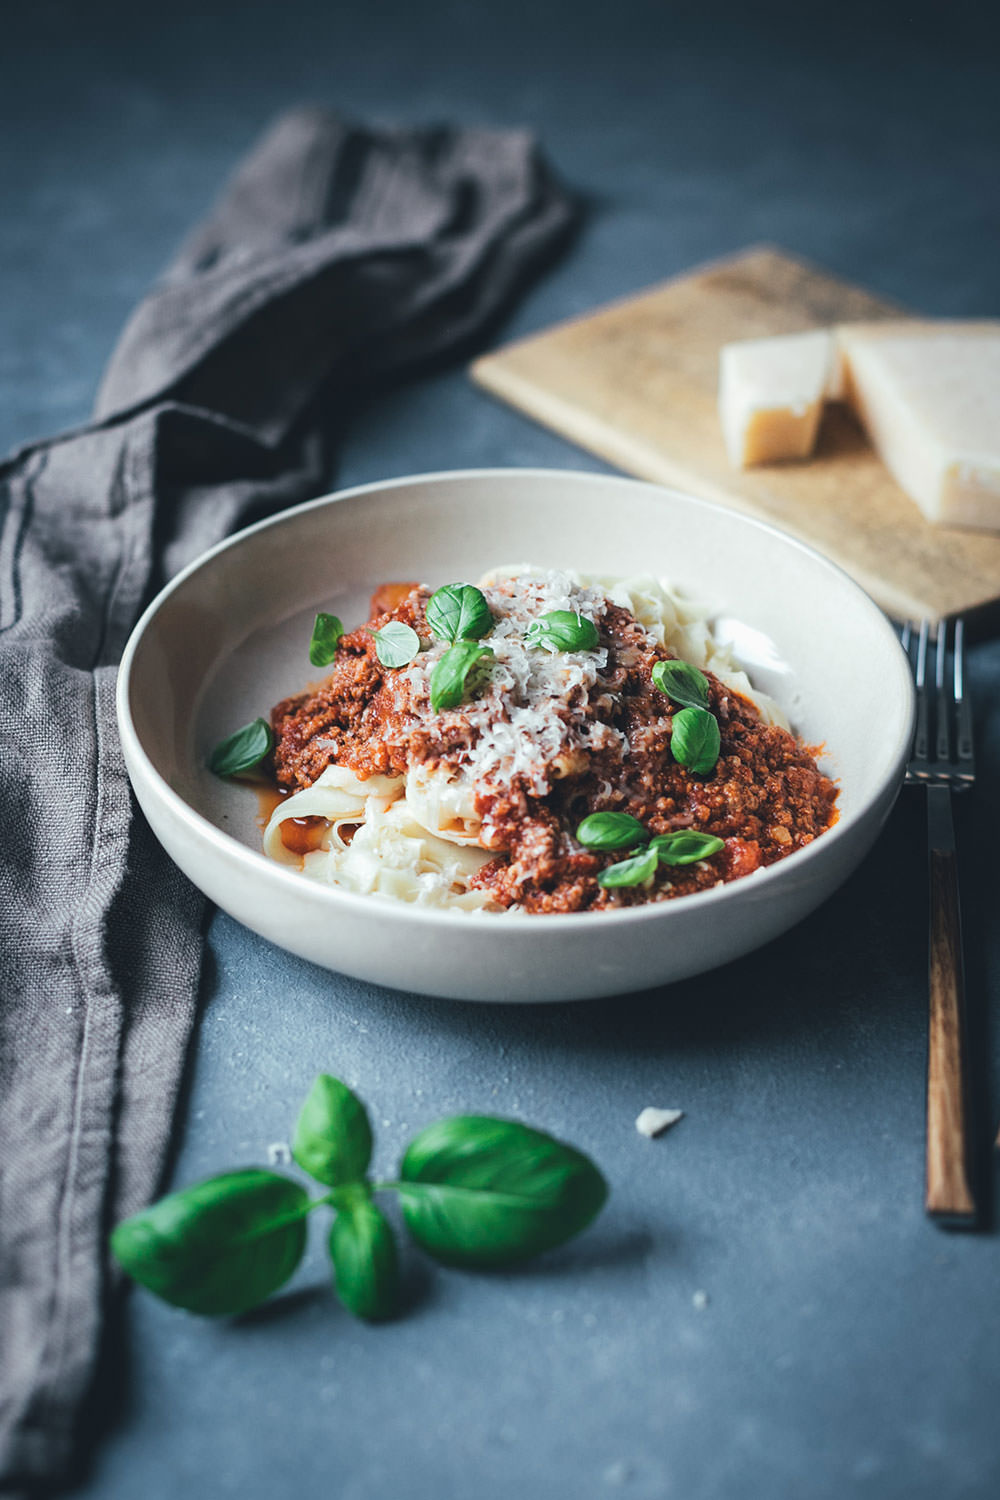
718 329 840 467
834 321 1000 528
718 318 1000 531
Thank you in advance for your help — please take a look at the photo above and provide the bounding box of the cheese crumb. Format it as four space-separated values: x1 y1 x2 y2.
635 1106 684 1138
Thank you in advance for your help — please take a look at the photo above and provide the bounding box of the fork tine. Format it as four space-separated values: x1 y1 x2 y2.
913 620 930 767
935 622 952 766
954 618 975 773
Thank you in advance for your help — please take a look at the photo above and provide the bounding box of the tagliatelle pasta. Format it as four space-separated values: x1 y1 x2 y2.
261 568 836 914
263 763 494 908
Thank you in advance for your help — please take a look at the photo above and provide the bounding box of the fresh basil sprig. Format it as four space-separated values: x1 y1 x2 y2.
670 706 721 775
651 658 710 711
430 641 493 713
576 812 649 851
110 1075 607 1325
426 583 493 644
650 830 725 865
597 845 660 889
208 718 274 779
371 620 421 669
597 828 726 889
309 612 344 667
525 610 599 653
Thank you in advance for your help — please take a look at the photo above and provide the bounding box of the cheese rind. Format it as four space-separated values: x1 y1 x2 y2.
719 329 835 466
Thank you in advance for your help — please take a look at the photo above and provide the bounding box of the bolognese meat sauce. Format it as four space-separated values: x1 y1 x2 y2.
271 579 837 913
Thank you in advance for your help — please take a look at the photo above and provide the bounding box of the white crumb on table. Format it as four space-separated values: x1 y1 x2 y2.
635 1106 684 1138
692 1289 710 1310
266 1141 292 1166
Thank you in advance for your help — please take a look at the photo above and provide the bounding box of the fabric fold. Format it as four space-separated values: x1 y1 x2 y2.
0 106 577 1492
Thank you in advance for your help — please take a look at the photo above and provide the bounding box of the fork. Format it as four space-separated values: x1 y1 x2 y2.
900 619 976 1225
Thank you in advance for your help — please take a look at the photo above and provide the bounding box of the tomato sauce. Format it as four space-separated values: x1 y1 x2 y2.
269 584 838 913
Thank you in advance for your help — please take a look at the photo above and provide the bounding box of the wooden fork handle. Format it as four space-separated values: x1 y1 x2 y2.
925 785 976 1222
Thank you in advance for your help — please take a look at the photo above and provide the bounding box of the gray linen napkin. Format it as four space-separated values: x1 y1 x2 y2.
0 106 577 1493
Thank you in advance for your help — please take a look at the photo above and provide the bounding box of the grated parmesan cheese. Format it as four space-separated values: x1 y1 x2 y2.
400 570 626 799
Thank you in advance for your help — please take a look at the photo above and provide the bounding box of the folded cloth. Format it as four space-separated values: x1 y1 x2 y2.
0 107 577 1493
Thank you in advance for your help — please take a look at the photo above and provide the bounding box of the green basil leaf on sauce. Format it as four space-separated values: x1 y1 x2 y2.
110 1169 310 1317
208 718 274 779
397 1116 608 1267
670 706 721 775
525 610 600 653
597 845 660 889
425 583 493 644
292 1074 373 1187
576 811 649 851
429 641 494 713
651 658 710 711
650 830 725 866
371 620 421 669
309 612 345 667
329 1201 399 1322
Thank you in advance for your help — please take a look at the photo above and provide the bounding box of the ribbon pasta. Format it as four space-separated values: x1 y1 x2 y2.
262 569 786 910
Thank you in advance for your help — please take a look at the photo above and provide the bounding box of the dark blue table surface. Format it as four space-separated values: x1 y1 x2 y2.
4 3 1000 1496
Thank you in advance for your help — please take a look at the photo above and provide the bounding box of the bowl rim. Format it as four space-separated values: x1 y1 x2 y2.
116 466 915 933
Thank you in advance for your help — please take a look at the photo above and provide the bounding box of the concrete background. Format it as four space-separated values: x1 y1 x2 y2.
3 2 999 1496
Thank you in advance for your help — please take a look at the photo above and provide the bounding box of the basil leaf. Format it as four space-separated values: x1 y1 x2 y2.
650 830 725 865
329 1200 399 1321
597 845 660 889
425 583 493 644
670 706 721 775
576 812 649 850
651 658 710 711
292 1074 373 1187
109 1169 309 1317
397 1116 607 1267
208 718 274 778
429 641 493 713
525 610 600 653
371 620 420 669
309 612 344 667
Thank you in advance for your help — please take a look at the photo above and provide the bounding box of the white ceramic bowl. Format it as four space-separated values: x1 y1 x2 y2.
117 468 914 1003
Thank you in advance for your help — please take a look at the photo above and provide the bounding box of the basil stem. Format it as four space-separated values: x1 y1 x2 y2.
309 612 344 667
670 706 721 775
396 1117 608 1267
109 1169 311 1317
429 641 493 713
576 811 649 850
651 658 710 711
650 830 725 865
597 845 660 889
371 620 420 669
525 610 599 653
208 718 274 779
292 1075 373 1187
425 583 493 644
329 1201 399 1321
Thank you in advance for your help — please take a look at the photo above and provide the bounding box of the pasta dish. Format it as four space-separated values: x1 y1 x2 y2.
246 568 837 914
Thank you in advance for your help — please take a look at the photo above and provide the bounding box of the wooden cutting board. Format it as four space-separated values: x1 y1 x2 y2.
471 246 999 623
